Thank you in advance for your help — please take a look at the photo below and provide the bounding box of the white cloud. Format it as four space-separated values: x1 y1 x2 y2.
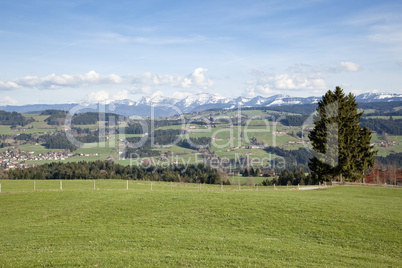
244 84 281 97
340 62 361 72
127 72 153 84
150 91 164 98
87 90 110 102
127 85 155 95
152 74 182 87
172 91 194 99
0 68 215 95
85 89 132 103
113 90 129 101
1 71 122 90
183 68 215 89
0 96 18 105
127 68 215 91
0 81 20 91
244 70 327 97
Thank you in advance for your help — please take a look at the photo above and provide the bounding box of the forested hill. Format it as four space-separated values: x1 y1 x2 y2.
42 110 128 125
0 111 34 126
359 118 402 135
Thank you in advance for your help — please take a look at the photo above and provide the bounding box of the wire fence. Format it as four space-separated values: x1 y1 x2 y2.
0 180 311 194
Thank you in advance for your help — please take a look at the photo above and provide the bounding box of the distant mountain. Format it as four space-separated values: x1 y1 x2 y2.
355 92 402 102
1 92 401 117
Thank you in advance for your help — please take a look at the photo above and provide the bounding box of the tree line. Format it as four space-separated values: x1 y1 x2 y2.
40 133 77 151
359 118 402 135
0 111 34 126
264 146 311 166
2 160 228 184
260 169 320 186
375 153 402 167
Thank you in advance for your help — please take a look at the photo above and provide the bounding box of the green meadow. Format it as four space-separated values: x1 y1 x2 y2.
0 184 400 267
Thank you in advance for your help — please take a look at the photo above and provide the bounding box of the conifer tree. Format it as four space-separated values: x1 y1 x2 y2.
308 87 376 182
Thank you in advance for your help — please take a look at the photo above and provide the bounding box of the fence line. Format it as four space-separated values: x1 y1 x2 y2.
0 180 309 194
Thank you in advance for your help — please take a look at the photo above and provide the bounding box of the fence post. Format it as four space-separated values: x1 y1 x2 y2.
93 180 95 190
274 184 275 190
126 180 128 190
60 180 62 191
199 183 201 191
34 181 36 191
298 184 300 190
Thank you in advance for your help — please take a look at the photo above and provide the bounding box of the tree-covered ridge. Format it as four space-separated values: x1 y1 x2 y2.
358 101 402 113
4 160 226 184
177 137 211 150
0 111 34 126
124 128 212 158
43 110 68 125
125 129 184 158
0 142 11 148
359 118 402 135
42 110 127 126
264 146 311 166
365 110 402 117
279 115 309 126
14 133 34 141
375 153 402 167
40 133 77 151
72 112 125 125
119 119 183 135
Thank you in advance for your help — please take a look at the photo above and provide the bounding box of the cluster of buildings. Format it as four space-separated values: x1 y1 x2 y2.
0 150 71 170
288 140 305 144
371 140 399 147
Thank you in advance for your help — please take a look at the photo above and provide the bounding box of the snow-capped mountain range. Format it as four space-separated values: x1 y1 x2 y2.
1 92 401 117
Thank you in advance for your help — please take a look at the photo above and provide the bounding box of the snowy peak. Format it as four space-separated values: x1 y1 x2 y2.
356 92 402 102
106 92 402 114
176 93 230 108
136 95 177 106
1 92 401 117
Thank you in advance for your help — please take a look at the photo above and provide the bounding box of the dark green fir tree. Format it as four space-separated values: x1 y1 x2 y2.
308 87 376 182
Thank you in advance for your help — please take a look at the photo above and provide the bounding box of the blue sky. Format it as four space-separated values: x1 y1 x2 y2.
0 0 401 105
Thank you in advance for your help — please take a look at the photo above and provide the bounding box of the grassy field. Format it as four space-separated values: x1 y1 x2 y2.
0 184 400 267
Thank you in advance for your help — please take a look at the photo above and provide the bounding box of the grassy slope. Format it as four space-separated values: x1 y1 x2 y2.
0 185 400 267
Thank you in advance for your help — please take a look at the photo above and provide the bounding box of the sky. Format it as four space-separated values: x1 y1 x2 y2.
0 0 401 105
